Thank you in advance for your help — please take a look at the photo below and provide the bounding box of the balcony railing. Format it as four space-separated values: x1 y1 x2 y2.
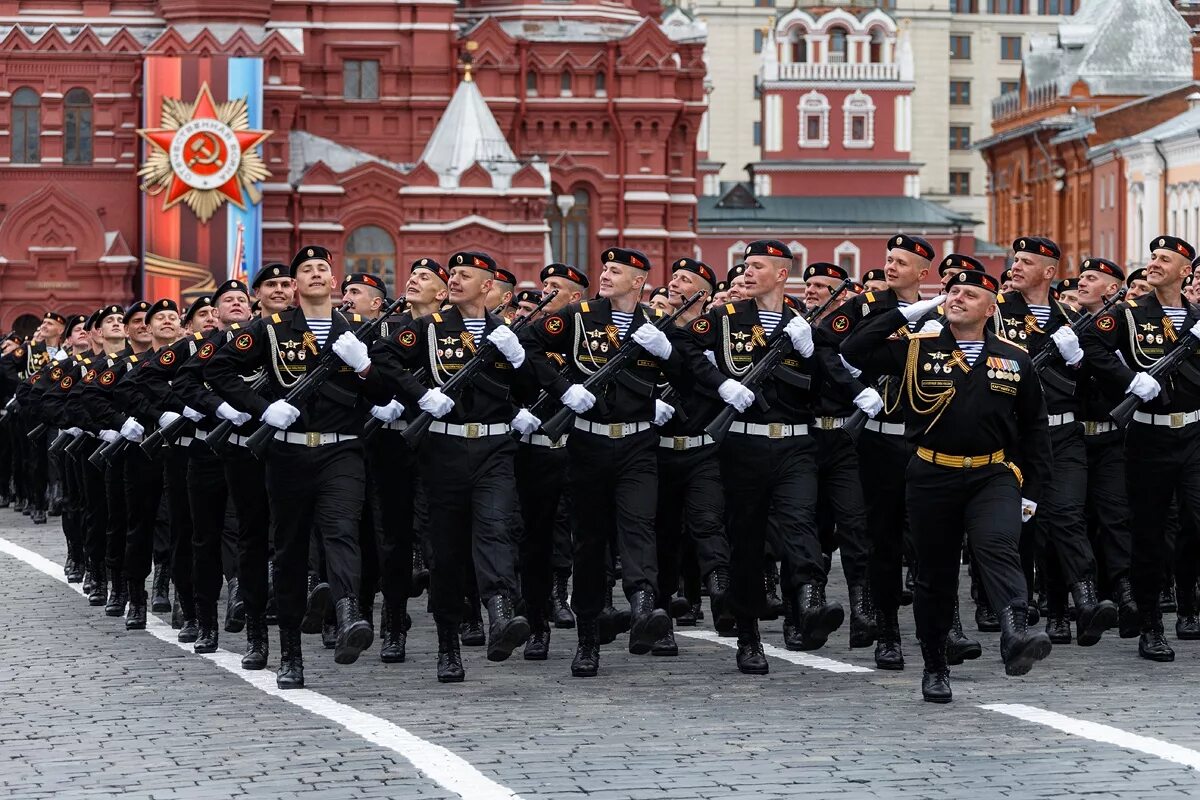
991 80 1059 122
771 61 900 82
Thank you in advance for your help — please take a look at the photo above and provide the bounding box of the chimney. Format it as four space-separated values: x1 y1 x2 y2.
1189 92 1200 111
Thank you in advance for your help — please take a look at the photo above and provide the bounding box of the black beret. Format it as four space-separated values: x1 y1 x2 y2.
1126 267 1148 286
145 298 180 323
63 314 88 337
1186 273 1195 289
714 280 729 294
84 309 101 331
540 263 589 289
744 240 791 260
290 245 333 276
803 262 848 282
727 263 747 282
411 258 450 284
1079 257 1124 282
1000 268 1014 283
950 270 999 295
515 289 542 305
341 273 386 293
888 234 935 262
213 279 250 303
1192 255 1200 270
184 296 214 323
784 294 803 311
123 301 150 324
250 299 262 315
851 281 865 294
1057 277 1079 293
938 253 985 276
602 247 651 271
670 257 717 286
649 286 670 301
96 304 124 324
1013 236 1061 261
253 263 289 289
43 311 66 326
493 268 517 286
449 251 497 273
863 268 886 284
1150 234 1196 261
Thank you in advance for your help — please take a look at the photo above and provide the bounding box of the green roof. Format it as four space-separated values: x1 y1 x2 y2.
697 192 977 230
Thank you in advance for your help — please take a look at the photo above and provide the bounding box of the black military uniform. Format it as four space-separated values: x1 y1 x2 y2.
11 325 56 522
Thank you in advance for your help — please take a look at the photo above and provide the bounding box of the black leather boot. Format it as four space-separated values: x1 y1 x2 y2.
459 597 486 646
901 566 914 606
151 562 171 612
277 627 304 689
1139 610 1175 662
735 617 769 675
301 573 331 635
1070 579 1118 646
874 608 904 670
321 605 337 649
596 584 629 645
1176 581 1200 640
919 637 952 704
651 626 678 657
81 562 94 594
1160 580 1177 613
104 570 126 616
999 604 1052 676
264 561 278 625
1113 576 1139 638
65 549 84 583
706 567 735 635
551 570 575 629
411 543 430 598
88 562 107 607
224 577 246 633
31 507 47 524
124 580 147 630
171 595 183 629
781 593 804 650
761 561 784 621
241 613 269 670
484 594 530 663
1044 593 1072 645
194 605 219 653
848 584 876 649
628 589 671 655
380 602 409 663
333 597 374 665
974 601 1000 633
668 594 691 619
795 583 844 651
436 620 465 682
945 596 982 665
524 614 551 661
571 618 600 677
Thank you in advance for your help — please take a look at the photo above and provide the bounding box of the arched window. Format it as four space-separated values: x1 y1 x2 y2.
12 88 40 164
798 91 830 148
547 189 591 269
594 69 607 97
868 28 887 63
345 225 396 293
790 30 808 63
525 69 538 97
834 240 861 277
11 313 41 340
560 70 573 97
64 88 92 165
828 27 848 63
843 90 876 148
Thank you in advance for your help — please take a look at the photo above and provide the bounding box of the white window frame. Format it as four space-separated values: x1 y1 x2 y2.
833 240 861 278
842 90 875 149
798 91 830 149
728 240 747 271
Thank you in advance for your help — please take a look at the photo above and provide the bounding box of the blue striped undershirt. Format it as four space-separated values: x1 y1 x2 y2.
1028 304 1051 327
307 318 332 348
463 318 487 339
957 340 984 366
611 311 634 338
1164 307 1188 330
758 310 783 336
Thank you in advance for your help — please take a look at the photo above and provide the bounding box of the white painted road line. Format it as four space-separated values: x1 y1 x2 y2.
0 536 524 800
981 703 1200 772
677 628 874 673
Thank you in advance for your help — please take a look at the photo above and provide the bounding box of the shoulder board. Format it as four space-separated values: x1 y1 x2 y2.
230 322 241 330
865 292 876 303
1127 300 1138 308
994 337 1028 353
271 313 282 323
653 308 664 318
909 331 941 340
504 318 513 327
936 305 946 315
725 303 736 315
129 355 138 363
351 313 362 323
432 312 443 323
83 358 91 365
581 302 590 313
192 332 204 340
997 294 1006 304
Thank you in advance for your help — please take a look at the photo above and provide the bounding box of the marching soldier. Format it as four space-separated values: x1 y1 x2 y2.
14 312 65 524
842 270 1053 702
1125 267 1152 300
862 269 888 293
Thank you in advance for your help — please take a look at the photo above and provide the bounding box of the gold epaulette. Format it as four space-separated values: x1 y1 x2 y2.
865 292 876 303
129 355 138 363
193 332 204 340
654 308 664 318
270 313 282 323
432 312 443 323
998 294 1006 304
725 303 736 314
1128 300 1138 308
351 313 362 323
230 322 241 330
581 301 590 313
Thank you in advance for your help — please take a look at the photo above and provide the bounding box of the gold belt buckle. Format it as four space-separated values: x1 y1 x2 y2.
465 423 481 438
1171 412 1186 429
768 422 784 438
609 423 626 439
673 436 687 451
551 436 565 449
961 456 973 468
305 431 321 447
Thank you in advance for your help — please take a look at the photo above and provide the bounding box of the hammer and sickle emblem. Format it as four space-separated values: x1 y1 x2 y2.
187 133 223 169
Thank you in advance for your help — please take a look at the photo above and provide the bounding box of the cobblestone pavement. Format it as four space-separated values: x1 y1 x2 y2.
3 510 1200 799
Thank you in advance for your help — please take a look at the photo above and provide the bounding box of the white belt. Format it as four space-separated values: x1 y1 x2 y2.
384 420 409 431
865 420 905 436
177 429 209 447
659 434 715 451
573 419 652 439
1132 410 1200 429
230 433 253 448
728 421 808 439
273 431 359 447
813 416 848 431
1081 421 1117 436
1047 412 1076 427
520 432 567 449
428 421 510 439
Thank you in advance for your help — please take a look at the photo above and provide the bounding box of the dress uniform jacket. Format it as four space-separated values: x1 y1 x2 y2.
992 291 1081 414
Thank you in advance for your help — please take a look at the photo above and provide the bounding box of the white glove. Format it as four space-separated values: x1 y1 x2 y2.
632 324 672 360
53 349 69 363
369 400 405 423
99 429 120 444
784 316 815 358
653 399 675 426
900 294 947 323
119 417 144 442
216 402 251 427
332 331 371 373
486 326 525 369
1021 498 1038 523
919 319 944 335
418 388 455 419
511 408 542 435
839 354 862 379
1051 326 1083 366
718 378 755 413
560 384 597 414
182 406 205 423
260 399 301 430
157 411 181 430
1127 372 1161 402
1189 319 1200 340
65 427 82 438
853 387 884 419
704 350 718 366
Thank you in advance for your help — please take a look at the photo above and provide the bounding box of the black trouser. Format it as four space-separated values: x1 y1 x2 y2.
188 446 227 613
1083 428 1132 590
516 440 570 621
0 416 11 498
1035 423 1094 598
906 458 1025 644
1124 423 1200 614
567 427 658 620
224 444 271 616
162 446 194 611
813 427 870 588
80 439 106 566
551 495 573 572
122 445 165 585
858 429 911 614
720 432 821 618
62 444 86 558
655 442 728 611
418 432 520 624
363 429 416 609
27 424 47 511
103 448 128 577
9 419 27 503
266 439 364 630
